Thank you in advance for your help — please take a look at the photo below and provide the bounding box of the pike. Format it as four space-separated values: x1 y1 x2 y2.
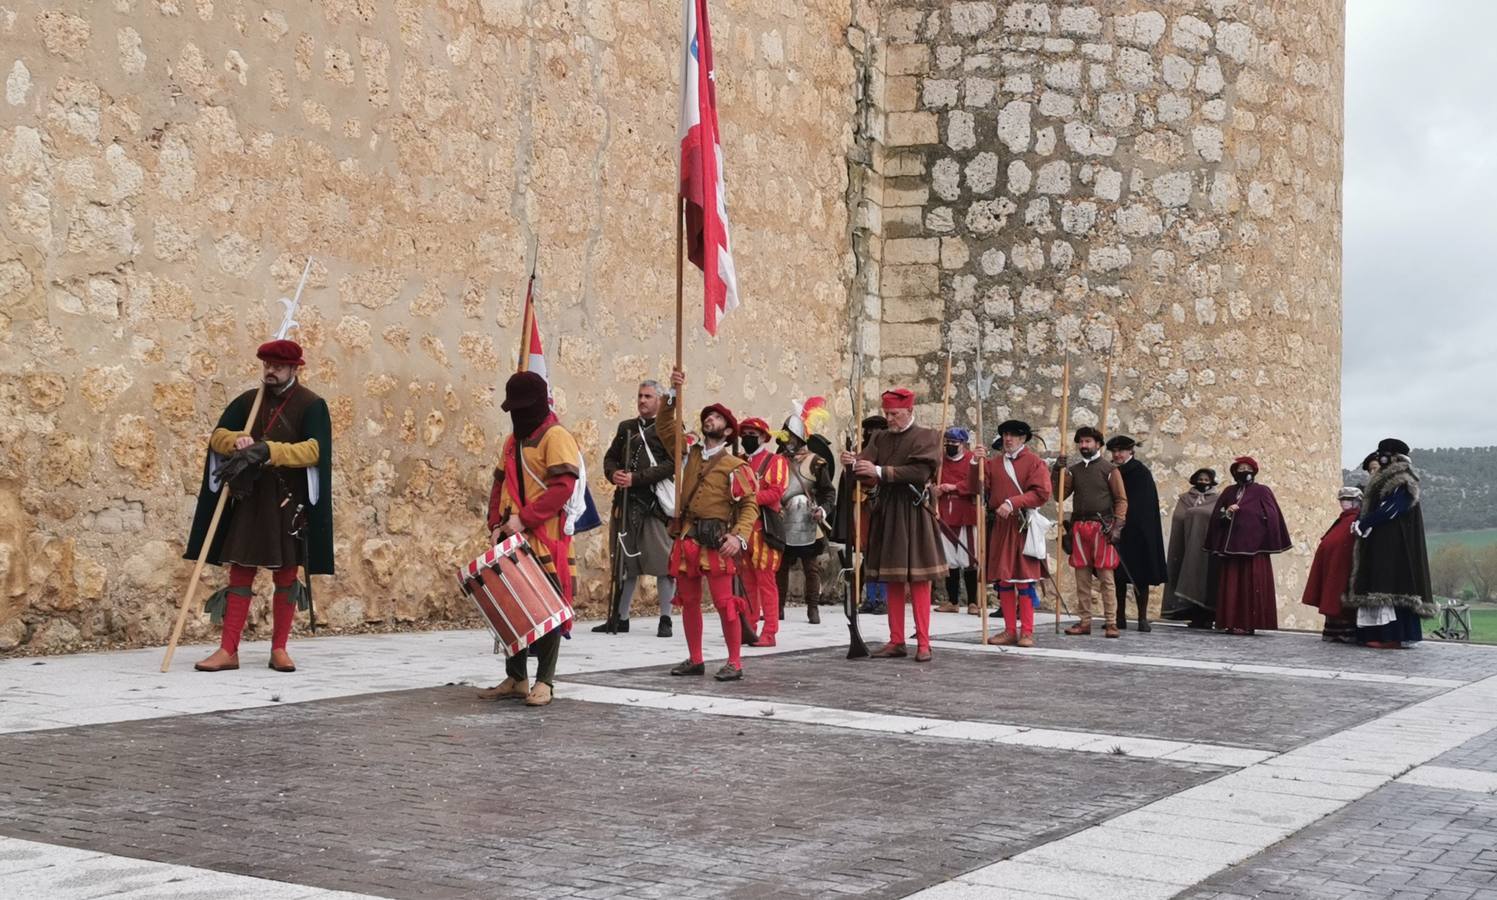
1054 345 1072 634
974 320 993 644
161 258 314 672
844 352 869 660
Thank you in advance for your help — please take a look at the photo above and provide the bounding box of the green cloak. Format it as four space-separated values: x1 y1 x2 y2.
183 387 335 575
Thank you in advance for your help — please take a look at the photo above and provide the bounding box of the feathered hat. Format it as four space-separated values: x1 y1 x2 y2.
776 396 831 444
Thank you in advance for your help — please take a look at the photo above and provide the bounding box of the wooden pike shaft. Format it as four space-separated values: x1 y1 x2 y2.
161 383 267 672
852 362 864 618
1054 350 1072 634
672 195 686 503
1100 328 1118 434
975 327 989 644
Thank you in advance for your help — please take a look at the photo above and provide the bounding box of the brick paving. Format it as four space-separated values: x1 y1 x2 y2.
1182 782 1497 900
0 685 1224 899
1430 726 1497 774
569 646 1437 751
942 623 1497 682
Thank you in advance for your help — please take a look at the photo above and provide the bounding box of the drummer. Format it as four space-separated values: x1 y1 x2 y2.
476 371 582 708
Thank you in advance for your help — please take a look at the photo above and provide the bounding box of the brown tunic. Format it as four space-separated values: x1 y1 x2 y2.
656 395 758 542
217 384 319 569
857 424 945 583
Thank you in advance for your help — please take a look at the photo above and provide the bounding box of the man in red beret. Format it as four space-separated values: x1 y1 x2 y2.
659 368 760 680
840 387 945 661
737 417 789 646
185 339 334 674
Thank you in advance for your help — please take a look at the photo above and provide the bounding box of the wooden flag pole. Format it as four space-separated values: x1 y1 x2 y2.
938 347 954 442
160 387 266 673
517 271 536 375
672 194 686 497
1054 347 1072 634
975 323 989 644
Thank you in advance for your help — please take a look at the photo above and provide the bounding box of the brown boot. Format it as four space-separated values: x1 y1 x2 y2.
194 649 239 672
807 603 821 625
870 642 908 658
268 648 296 672
477 676 529 701
987 630 1018 646
1016 634 1036 648
1104 625 1121 639
525 682 553 707
1064 621 1092 636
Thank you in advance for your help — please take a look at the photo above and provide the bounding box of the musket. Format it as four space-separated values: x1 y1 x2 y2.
605 427 637 634
844 353 869 660
161 258 315 672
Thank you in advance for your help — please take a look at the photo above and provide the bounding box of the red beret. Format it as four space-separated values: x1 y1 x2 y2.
1232 456 1260 474
257 339 304 366
881 387 915 410
700 403 738 434
738 417 771 436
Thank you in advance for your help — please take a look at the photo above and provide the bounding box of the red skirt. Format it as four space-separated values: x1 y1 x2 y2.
1214 555 1279 631
1069 520 1120 570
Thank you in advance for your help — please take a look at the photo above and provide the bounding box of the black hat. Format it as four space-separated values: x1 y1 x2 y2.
1377 438 1410 456
1190 467 1218 486
861 415 888 431
996 419 1033 438
1105 435 1138 452
1361 451 1379 472
1073 426 1104 444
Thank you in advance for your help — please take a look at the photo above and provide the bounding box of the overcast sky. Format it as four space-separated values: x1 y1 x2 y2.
1342 1 1497 466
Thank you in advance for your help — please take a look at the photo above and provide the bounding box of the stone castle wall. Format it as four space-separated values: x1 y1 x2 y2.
0 0 1343 652
0 0 860 651
860 0 1343 625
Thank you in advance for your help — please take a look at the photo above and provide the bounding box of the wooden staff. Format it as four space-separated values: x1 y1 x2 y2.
975 323 989 644
851 358 867 656
1054 347 1072 634
671 194 685 508
160 387 266 672
517 268 536 374
1099 326 1118 435
938 347 954 442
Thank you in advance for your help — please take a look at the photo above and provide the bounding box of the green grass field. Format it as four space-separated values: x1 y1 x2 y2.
1465 608 1497 644
1428 528 1497 552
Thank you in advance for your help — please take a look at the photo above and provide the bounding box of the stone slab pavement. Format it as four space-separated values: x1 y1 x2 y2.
1 612 1496 898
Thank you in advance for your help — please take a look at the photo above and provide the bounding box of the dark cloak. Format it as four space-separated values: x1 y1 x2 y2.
184 386 335 575
1348 457 1435 617
1114 458 1169 586
1203 481 1291 557
1162 488 1220 618
1301 507 1359 617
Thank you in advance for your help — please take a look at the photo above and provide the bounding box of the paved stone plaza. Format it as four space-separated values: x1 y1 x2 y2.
3 613 1497 899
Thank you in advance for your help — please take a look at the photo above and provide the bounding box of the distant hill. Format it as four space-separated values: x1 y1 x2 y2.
1343 446 1497 534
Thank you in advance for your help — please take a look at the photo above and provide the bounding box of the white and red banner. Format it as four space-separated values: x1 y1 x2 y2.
678 0 740 337
517 272 548 380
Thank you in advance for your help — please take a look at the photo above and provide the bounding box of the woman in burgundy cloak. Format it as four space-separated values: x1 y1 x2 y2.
1301 486 1364 642
1203 457 1292 634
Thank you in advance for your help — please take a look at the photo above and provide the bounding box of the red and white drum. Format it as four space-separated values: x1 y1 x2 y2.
457 534 572 657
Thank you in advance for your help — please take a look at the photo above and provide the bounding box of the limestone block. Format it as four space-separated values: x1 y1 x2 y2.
964 77 995 108
38 10 91 60
886 111 938 146
1115 11 1166 47
946 110 975 151
1216 21 1254 64
880 323 943 355
1057 7 1102 36
950 2 997 36
1004 3 1052 33
1196 57 1225 95
884 238 939 266
7 61 32 106
883 294 944 323
882 264 939 298
964 198 1017 236
1038 91 1075 118
1036 160 1071 194
30 618 80 652
885 44 930 75
1044 60 1082 92
965 151 998 194
941 238 970 270
1151 171 1194 207
110 415 157 484
1171 15 1214 54
997 100 1032 153
121 540 178 591
1008 159 1033 194
922 78 959 109
1162 54 1194 90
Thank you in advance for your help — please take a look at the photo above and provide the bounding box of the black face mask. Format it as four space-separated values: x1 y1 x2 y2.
1192 482 1213 493
944 444 961 458
742 435 761 454
1232 471 1254 485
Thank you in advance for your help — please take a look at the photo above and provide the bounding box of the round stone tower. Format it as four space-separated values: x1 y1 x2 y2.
866 1 1344 624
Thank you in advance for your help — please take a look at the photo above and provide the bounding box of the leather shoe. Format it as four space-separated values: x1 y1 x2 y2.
870 642 908 658
936 603 959 614
268 649 296 672
657 616 673 638
807 604 821 625
670 659 705 676
1064 622 1092 636
1016 634 1035 648
477 676 529 700
914 647 932 663
194 650 239 672
753 635 776 648
713 664 744 681
987 631 1018 646
1103 625 1121 639
524 682 553 706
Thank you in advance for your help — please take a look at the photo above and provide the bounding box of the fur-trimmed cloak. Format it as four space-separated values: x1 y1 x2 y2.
1347 456 1434 617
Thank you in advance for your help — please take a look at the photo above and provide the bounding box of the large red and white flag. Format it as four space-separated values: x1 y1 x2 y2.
678 0 740 337
517 271 547 380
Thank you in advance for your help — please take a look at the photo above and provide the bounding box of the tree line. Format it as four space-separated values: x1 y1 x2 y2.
1342 445 1497 534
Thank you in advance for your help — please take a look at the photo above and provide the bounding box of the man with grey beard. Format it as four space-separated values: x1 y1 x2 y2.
600 380 678 637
